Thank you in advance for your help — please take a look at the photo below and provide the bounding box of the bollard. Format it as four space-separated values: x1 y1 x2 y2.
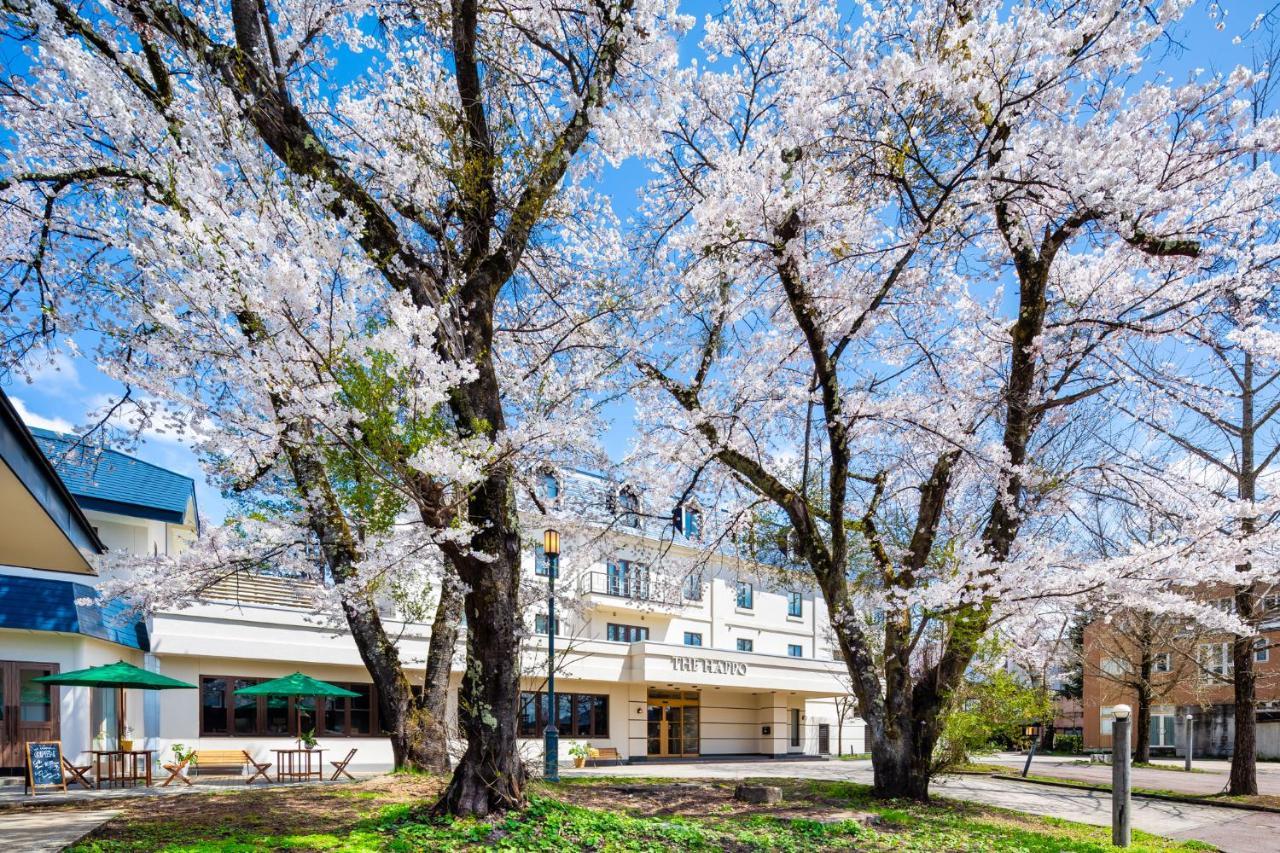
1184 714 1193 773
1112 704 1132 848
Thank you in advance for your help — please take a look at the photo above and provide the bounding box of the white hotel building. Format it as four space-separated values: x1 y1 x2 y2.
0 390 864 774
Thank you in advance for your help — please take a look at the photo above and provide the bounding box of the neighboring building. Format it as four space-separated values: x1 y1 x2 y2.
1082 607 1280 758
0 392 865 772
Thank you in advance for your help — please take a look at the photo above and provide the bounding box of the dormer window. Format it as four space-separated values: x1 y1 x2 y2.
675 504 702 540
539 468 561 501
617 486 640 528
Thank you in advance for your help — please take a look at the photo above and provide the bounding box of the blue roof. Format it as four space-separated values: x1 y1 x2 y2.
29 429 196 525
0 575 148 650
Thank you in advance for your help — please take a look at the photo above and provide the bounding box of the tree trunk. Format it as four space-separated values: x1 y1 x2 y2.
1231 629 1258 795
418 568 465 772
1134 686 1151 765
1231 352 1258 796
868 712 937 800
433 459 526 816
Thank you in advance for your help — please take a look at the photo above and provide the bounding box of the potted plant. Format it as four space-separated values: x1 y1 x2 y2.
301 728 318 750
171 743 198 777
120 726 135 752
568 742 591 768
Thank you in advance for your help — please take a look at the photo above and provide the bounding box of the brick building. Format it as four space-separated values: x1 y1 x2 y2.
1082 607 1280 758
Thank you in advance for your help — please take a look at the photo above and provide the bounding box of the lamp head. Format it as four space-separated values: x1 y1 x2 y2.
1113 704 1132 721
543 528 560 557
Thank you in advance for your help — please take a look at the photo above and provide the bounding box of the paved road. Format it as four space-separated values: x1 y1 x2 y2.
563 759 1279 851
0 808 118 852
982 752 1280 797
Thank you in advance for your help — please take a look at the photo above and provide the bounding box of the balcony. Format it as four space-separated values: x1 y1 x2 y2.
578 570 685 609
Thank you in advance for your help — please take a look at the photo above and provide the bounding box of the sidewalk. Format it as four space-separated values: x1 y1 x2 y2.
0 808 119 852
564 758 1279 852
980 752 1280 797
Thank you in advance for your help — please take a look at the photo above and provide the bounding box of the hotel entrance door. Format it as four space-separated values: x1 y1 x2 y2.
646 690 700 757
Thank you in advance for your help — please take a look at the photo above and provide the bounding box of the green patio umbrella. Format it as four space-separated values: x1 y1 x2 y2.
34 660 196 744
235 672 359 742
34 661 195 690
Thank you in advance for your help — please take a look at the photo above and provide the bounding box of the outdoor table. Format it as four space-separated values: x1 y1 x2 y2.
272 748 324 782
89 749 153 788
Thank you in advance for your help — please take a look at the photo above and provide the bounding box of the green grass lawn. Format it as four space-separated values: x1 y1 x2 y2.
65 775 1213 852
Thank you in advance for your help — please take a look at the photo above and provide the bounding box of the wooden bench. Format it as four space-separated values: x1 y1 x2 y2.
190 749 272 784
588 747 621 767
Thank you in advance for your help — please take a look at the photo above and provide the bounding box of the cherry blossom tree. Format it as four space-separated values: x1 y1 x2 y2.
0 0 686 814
626 0 1279 800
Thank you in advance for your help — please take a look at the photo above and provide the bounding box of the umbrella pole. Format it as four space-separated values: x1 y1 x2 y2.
117 687 125 746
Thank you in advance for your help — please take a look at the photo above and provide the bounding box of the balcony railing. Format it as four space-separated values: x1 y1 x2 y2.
579 570 684 606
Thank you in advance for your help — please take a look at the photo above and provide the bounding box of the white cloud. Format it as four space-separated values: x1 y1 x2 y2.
9 396 75 433
24 352 83 392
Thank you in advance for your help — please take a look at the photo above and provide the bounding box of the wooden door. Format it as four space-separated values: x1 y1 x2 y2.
0 661 60 771
818 724 830 755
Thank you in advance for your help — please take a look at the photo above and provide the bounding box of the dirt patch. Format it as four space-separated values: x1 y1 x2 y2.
84 775 444 843
547 779 876 826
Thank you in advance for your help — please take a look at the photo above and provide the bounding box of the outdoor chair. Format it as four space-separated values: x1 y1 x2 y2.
330 748 357 781
243 750 272 784
62 755 94 789
161 754 192 786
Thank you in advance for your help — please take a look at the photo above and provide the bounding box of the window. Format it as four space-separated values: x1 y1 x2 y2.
1100 658 1131 677
1199 642 1233 680
607 623 649 643
517 691 608 738
736 581 754 609
788 644 803 658
535 614 560 636
1149 711 1177 748
736 638 754 652
200 676 378 737
534 545 558 577
1257 637 1270 663
788 591 803 618
617 487 640 527
682 570 703 601
1153 653 1172 674
790 708 801 747
540 469 561 500
684 632 703 647
1100 706 1115 736
675 504 701 539
607 560 649 599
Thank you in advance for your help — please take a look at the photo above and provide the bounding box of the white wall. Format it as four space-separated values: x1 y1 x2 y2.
0 628 145 762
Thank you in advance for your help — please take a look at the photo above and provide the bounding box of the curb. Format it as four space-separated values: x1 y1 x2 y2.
991 773 1280 815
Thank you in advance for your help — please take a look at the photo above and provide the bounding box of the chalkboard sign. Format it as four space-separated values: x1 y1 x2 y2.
25 740 66 794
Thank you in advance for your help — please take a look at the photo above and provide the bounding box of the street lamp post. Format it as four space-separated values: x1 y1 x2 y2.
1184 713 1194 772
1112 704 1132 848
543 529 560 782
1021 722 1043 778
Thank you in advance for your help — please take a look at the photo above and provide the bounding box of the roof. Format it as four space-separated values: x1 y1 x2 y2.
29 427 197 526
0 390 104 563
0 574 148 650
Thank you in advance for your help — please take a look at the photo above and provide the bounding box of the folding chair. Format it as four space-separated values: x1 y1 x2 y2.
243 750 272 784
161 755 192 786
330 748 357 781
62 755 94 790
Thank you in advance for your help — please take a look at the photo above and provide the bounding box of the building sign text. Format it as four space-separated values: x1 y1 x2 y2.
671 656 748 676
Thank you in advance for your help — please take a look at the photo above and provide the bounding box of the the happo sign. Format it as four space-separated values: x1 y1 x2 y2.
671 655 748 676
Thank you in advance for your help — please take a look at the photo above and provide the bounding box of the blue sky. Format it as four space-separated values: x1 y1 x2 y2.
0 1 1265 525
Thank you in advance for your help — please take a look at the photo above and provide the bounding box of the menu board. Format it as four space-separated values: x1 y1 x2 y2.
25 741 66 793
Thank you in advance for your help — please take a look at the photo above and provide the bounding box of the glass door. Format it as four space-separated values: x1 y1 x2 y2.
646 690 700 757
1 662 60 771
